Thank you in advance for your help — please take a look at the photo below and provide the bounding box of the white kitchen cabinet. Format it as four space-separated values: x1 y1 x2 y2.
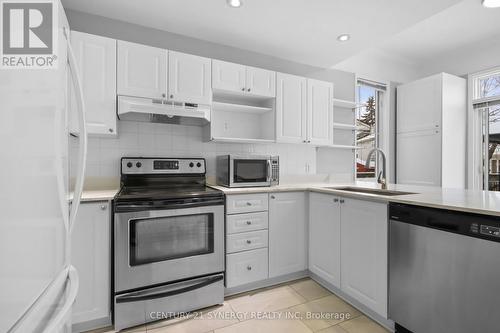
245 66 276 97
70 31 116 136
397 129 442 186
226 248 269 288
276 73 307 143
117 40 167 99
307 79 334 145
226 193 269 214
309 192 341 288
168 51 212 105
396 73 466 188
212 60 276 97
268 192 307 278
340 197 388 318
72 202 111 331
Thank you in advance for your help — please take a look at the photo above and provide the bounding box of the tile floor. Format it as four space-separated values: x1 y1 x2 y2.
89 278 390 333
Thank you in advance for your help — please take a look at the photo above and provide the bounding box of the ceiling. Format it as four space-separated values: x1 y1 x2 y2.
61 0 462 68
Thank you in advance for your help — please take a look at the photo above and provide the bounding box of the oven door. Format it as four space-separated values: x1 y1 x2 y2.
115 204 224 292
229 156 271 187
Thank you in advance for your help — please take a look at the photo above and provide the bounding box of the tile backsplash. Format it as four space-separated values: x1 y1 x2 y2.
70 121 317 188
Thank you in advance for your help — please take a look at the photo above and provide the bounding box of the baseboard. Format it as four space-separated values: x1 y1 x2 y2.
309 272 395 332
224 270 309 296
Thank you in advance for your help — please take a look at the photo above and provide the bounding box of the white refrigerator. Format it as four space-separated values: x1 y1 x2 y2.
0 1 87 332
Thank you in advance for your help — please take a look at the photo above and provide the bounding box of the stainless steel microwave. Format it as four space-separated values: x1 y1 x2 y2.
216 155 279 187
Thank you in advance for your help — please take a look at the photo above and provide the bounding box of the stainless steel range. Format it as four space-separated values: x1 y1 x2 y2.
113 157 225 331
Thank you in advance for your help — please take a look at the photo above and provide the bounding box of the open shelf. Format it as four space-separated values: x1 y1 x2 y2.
333 98 367 109
333 122 357 130
329 144 360 149
213 101 272 114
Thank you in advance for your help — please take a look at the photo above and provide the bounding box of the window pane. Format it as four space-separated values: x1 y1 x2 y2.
488 105 500 191
356 85 377 178
477 75 500 99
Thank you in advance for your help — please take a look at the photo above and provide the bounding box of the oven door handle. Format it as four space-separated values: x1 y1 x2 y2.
115 274 223 303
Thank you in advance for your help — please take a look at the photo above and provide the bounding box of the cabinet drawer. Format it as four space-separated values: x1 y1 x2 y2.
227 212 268 234
226 230 268 254
226 248 268 288
226 193 269 214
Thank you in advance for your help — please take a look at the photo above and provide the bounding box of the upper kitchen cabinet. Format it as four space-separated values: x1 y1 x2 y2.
397 73 466 188
117 40 167 99
276 73 307 144
212 60 276 98
168 51 211 105
307 79 334 145
70 31 117 136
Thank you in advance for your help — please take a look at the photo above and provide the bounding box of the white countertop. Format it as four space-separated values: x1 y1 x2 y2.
209 182 500 217
80 189 119 202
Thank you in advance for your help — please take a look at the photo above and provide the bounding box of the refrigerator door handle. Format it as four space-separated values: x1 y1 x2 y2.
65 27 88 234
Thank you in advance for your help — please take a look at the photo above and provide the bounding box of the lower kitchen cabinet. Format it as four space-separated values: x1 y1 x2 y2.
72 201 111 332
340 197 388 318
268 192 307 278
309 192 341 288
226 248 268 288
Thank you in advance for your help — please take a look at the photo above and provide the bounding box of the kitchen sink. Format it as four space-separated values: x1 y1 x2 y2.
326 186 416 196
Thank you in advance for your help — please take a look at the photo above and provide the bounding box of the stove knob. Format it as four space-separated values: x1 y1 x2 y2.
197 162 202 168
136 162 142 168
189 162 194 168
126 162 133 168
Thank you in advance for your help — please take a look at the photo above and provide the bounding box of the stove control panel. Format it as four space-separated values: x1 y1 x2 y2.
121 158 205 174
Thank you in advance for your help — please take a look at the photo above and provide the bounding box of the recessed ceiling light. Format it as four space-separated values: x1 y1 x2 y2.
337 34 350 42
482 0 500 8
227 0 242 8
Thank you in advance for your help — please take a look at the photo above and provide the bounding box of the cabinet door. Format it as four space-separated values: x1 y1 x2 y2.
268 192 307 278
117 40 167 99
307 79 333 145
309 193 341 288
246 66 276 97
212 60 246 93
72 202 111 329
340 197 388 318
397 129 442 186
397 74 442 133
70 31 116 136
168 51 211 104
276 73 307 143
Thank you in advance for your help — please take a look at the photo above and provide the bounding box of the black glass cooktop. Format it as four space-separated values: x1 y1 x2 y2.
116 185 223 202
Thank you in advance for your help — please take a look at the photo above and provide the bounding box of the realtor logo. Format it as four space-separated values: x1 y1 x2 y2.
1 0 58 69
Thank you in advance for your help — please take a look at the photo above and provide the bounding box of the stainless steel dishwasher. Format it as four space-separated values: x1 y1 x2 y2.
389 203 500 333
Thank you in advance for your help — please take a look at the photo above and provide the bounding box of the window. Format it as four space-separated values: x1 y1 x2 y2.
471 69 500 191
355 79 385 179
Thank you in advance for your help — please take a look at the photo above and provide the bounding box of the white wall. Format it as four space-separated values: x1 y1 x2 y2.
71 121 317 189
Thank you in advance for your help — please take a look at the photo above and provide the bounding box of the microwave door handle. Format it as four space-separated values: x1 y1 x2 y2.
266 160 271 183
115 274 223 303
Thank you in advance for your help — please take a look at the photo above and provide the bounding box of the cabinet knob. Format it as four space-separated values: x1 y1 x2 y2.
340 199 345 204
246 202 252 206
270 195 275 199
108 128 114 133
246 266 252 271
246 221 252 225
333 198 339 203
100 205 107 210
247 88 251 92
170 94 174 99
246 240 252 244
162 93 166 98
241 88 245 91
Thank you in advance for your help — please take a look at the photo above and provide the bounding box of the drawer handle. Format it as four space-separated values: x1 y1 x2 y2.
246 221 252 225
270 195 276 199
247 266 252 271
246 202 252 206
333 198 339 203
246 240 252 244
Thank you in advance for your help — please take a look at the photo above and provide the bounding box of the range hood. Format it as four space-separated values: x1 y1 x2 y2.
117 96 211 126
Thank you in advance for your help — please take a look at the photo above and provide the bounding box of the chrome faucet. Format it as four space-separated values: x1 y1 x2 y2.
365 148 387 190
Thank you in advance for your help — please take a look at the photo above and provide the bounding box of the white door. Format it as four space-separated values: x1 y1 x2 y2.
268 192 307 278
276 73 307 143
72 202 111 329
245 66 276 97
340 197 388 318
117 40 167 99
307 79 333 145
212 60 246 93
168 51 211 105
397 74 442 133
309 193 341 288
397 129 442 186
70 31 116 136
